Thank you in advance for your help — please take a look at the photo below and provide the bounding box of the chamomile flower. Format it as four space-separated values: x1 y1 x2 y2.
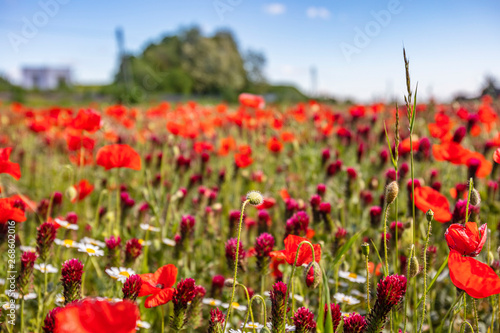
10 292 37 300
221 302 247 312
334 292 360 305
78 243 104 257
328 278 349 288
136 320 151 330
338 270 367 283
82 237 105 248
0 278 5 285
266 323 296 332
54 239 81 248
95 296 122 303
55 294 65 306
34 263 58 274
202 298 222 307
105 267 136 283
19 245 37 252
162 238 176 246
140 224 160 232
54 218 78 230
351 289 367 298
242 322 264 331
2 302 19 311
137 239 152 246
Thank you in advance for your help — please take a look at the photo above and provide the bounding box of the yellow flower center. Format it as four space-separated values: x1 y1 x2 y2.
119 271 130 277
138 239 144 244
348 273 358 279
209 300 217 306
63 240 73 246
87 248 96 254
232 302 240 307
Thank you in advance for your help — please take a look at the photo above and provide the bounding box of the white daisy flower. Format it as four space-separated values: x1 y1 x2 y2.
293 294 304 303
105 267 136 283
95 296 122 303
266 323 296 332
34 263 58 274
338 270 367 283
241 322 264 330
202 298 223 307
2 302 19 310
10 292 37 300
162 238 176 246
20 245 37 252
54 239 81 248
222 302 247 312
351 289 367 298
0 278 5 285
55 293 65 306
229 330 242 333
328 278 349 288
333 292 360 305
137 239 152 246
140 224 160 232
136 320 151 330
78 243 104 257
54 218 78 230
82 237 105 248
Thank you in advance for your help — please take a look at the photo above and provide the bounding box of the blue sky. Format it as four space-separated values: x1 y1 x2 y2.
0 0 499 101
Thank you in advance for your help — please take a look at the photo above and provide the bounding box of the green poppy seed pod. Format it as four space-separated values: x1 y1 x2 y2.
470 189 481 206
260 327 272 333
426 209 434 222
361 242 370 257
246 191 264 206
409 256 420 278
385 181 399 205
65 186 77 202
303 261 321 289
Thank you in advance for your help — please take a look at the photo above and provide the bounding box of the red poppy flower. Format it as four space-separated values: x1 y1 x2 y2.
0 147 21 180
96 144 141 171
399 137 419 154
72 179 94 203
66 134 95 152
267 137 283 153
269 235 321 267
448 250 500 299
432 142 472 165
54 298 139 333
0 197 26 223
235 153 253 168
239 93 265 109
414 186 452 223
71 109 102 133
494 148 500 164
138 264 178 308
256 197 276 210
445 222 487 257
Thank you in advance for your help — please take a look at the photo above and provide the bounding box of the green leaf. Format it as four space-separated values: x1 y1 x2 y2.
370 239 388 276
331 232 362 267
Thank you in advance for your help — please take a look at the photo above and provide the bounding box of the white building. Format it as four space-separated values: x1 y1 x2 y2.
21 67 72 90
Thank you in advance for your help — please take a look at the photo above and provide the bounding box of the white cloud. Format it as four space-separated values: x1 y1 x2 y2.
263 3 286 15
306 7 331 20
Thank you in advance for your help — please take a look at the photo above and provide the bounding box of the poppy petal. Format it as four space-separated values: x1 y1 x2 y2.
448 250 500 298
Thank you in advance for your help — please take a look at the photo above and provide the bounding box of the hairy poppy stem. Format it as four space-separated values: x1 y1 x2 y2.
250 295 268 327
403 245 414 333
383 203 391 276
418 212 433 333
222 199 249 333
282 240 316 333
238 283 257 333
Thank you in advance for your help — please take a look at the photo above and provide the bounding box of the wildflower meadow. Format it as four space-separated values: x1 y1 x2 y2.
1 51 500 333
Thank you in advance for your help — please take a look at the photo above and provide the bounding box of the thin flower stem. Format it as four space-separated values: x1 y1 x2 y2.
461 293 467 333
160 304 165 333
20 298 25 333
81 255 91 297
465 179 473 224
383 203 391 275
222 199 249 333
418 215 433 333
282 240 316 333
250 295 268 326
365 253 371 312
403 245 414 333
238 283 257 333
472 298 479 332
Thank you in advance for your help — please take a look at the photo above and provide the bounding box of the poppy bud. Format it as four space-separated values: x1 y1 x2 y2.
409 256 420 278
470 188 481 206
426 209 434 222
361 242 370 256
65 186 77 202
246 190 264 206
303 261 321 289
385 181 399 205
224 278 234 287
